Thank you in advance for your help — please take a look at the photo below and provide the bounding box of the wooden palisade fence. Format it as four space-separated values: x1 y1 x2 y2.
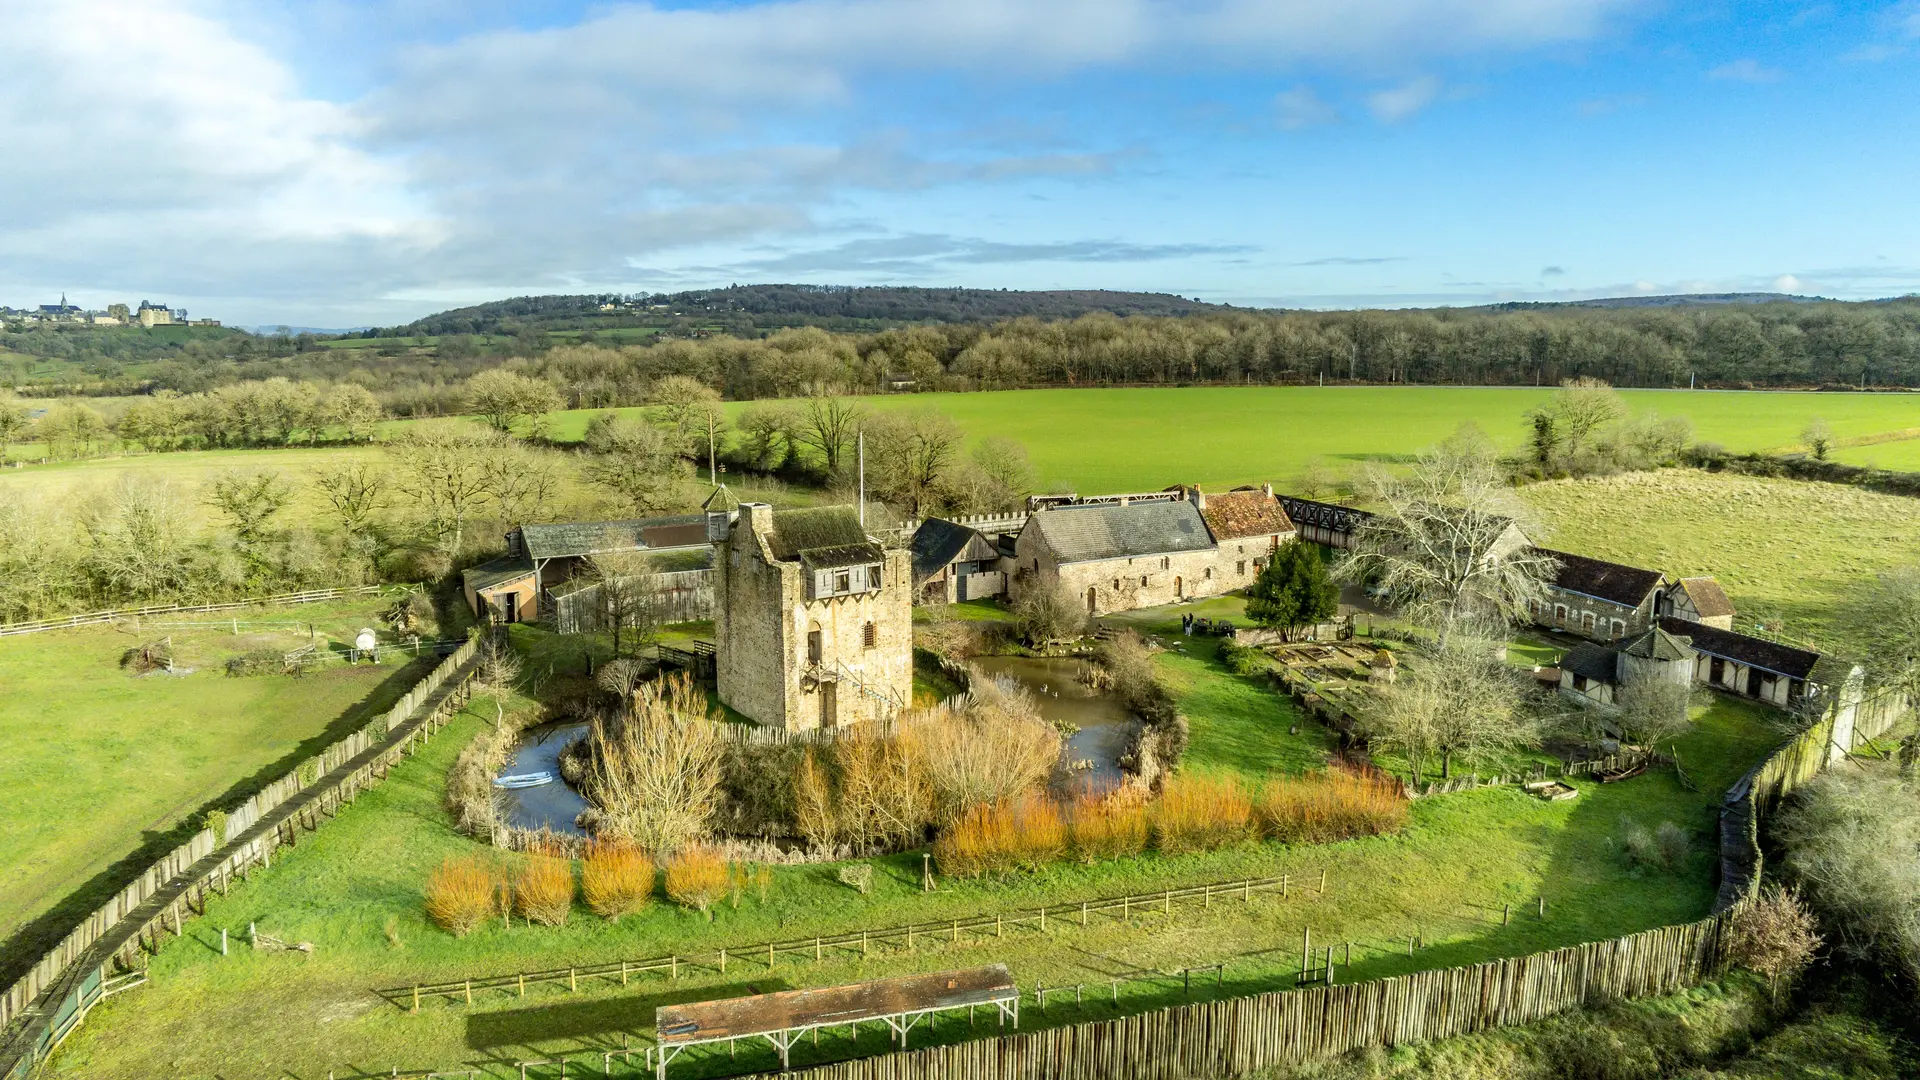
0 584 396 638
0 634 484 1077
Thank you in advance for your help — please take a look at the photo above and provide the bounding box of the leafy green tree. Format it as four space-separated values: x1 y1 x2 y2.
1245 540 1339 640
0 392 32 458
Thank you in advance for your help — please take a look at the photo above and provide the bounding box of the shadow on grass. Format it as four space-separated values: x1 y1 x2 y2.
463 979 795 1053
0 656 435 991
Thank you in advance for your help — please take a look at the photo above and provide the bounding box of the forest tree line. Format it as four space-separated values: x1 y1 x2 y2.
7 299 1920 408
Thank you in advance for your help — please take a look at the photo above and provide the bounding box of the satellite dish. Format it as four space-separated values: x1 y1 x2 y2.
355 629 378 652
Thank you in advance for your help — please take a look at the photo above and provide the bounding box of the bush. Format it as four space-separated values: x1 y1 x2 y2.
512 844 574 926
1622 820 1689 874
1723 886 1822 1001
836 863 874 894
1255 769 1407 844
1153 773 1253 854
903 678 1062 822
224 648 285 676
424 857 498 937
665 846 731 915
934 792 1067 877
1218 639 1269 677
580 840 653 922
1067 791 1149 863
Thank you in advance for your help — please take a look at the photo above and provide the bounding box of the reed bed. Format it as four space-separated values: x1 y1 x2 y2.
933 792 1067 877
1153 773 1254 854
1256 769 1408 844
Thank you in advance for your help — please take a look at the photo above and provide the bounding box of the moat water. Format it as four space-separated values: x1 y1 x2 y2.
494 720 591 836
967 654 1141 794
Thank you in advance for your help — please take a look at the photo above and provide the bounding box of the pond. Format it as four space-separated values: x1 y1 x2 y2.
968 654 1141 794
493 720 591 836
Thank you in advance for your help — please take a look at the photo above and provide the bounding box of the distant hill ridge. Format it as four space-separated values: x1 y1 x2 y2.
398 285 1224 336
1476 292 1829 311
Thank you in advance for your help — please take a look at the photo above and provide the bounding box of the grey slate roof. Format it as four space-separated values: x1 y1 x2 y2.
463 554 534 593
1538 548 1665 608
1027 500 1214 564
909 518 997 583
1657 617 1822 681
1617 625 1695 662
517 515 708 560
1560 643 1620 684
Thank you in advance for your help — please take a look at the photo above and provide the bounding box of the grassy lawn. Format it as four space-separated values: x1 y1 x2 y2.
1522 470 1920 653
44 622 1781 1080
0 597 432 967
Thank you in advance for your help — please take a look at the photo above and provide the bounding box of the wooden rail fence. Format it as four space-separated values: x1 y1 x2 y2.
390 872 1329 1010
0 635 484 1077
0 584 398 638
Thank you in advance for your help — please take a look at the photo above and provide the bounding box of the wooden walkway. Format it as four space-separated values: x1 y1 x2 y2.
0 652 480 1077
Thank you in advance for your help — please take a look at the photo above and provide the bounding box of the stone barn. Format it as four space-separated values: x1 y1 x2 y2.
1196 486 1297 589
1532 549 1664 642
715 504 912 731
1012 497 1220 615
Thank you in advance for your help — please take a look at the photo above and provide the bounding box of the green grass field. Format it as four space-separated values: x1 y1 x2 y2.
1522 471 1920 652
0 597 429 960
44 617 1778 1080
525 386 1920 493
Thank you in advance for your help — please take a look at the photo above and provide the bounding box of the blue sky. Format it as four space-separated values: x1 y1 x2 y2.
2 0 1917 325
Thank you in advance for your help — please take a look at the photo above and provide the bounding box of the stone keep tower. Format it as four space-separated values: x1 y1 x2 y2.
715 503 913 731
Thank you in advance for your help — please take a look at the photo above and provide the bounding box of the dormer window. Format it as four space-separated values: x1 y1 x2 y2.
810 562 883 600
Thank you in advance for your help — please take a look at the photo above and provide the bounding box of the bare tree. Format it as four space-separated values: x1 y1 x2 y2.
466 369 562 435
587 549 660 657
310 460 389 539
1360 634 1532 781
388 421 500 555
1777 770 1920 982
797 384 865 478
902 678 1061 822
1612 672 1696 749
1801 417 1835 460
1338 428 1556 645
864 406 965 516
1013 581 1089 648
205 469 291 565
953 435 1035 513
81 478 198 601
736 401 803 470
1292 456 1341 501
474 635 523 725
581 673 724 854
647 375 725 459
1723 886 1822 1003
1530 377 1626 466
481 444 562 525
323 383 385 442
580 416 686 514
1849 566 1920 698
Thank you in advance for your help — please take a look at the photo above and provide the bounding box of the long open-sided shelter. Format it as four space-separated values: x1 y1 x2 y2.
653 965 1018 1077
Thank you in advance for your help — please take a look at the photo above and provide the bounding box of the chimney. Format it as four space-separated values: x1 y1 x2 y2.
1189 485 1207 510
1261 482 1274 498
738 502 773 538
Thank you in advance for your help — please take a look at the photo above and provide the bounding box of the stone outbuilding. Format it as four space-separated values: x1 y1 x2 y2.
1011 498 1219 615
1660 576 1735 629
1557 624 1696 705
715 504 912 731
1532 549 1665 642
1196 485 1297 589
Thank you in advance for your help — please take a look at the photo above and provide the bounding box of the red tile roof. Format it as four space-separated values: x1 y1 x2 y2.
1201 491 1296 541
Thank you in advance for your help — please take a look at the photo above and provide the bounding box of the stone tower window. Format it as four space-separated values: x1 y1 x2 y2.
807 628 823 664
862 621 877 649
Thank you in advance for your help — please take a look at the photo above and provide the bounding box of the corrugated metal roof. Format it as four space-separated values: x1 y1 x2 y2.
1027 500 1214 564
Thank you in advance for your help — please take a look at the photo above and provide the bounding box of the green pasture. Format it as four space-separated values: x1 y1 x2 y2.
1832 434 1920 470
1522 471 1920 653
0 597 428 964
45 619 1779 1080
523 386 1920 493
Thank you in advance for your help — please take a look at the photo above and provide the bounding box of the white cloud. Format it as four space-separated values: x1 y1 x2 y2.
1367 76 1442 121
1774 274 1803 292
1275 87 1341 129
1707 58 1783 82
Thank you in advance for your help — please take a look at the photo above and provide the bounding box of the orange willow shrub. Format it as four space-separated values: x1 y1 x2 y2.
581 840 655 921
513 843 575 926
1067 790 1149 863
1153 773 1253 854
933 792 1067 877
666 846 731 915
424 857 498 937
1255 770 1408 843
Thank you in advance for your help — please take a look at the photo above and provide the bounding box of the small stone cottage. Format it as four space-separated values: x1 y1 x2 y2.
714 504 913 731
1660 576 1736 629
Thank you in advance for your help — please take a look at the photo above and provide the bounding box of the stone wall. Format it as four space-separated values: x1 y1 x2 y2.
1532 592 1653 642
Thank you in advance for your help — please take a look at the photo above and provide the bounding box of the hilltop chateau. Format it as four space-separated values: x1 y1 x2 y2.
714 503 913 731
